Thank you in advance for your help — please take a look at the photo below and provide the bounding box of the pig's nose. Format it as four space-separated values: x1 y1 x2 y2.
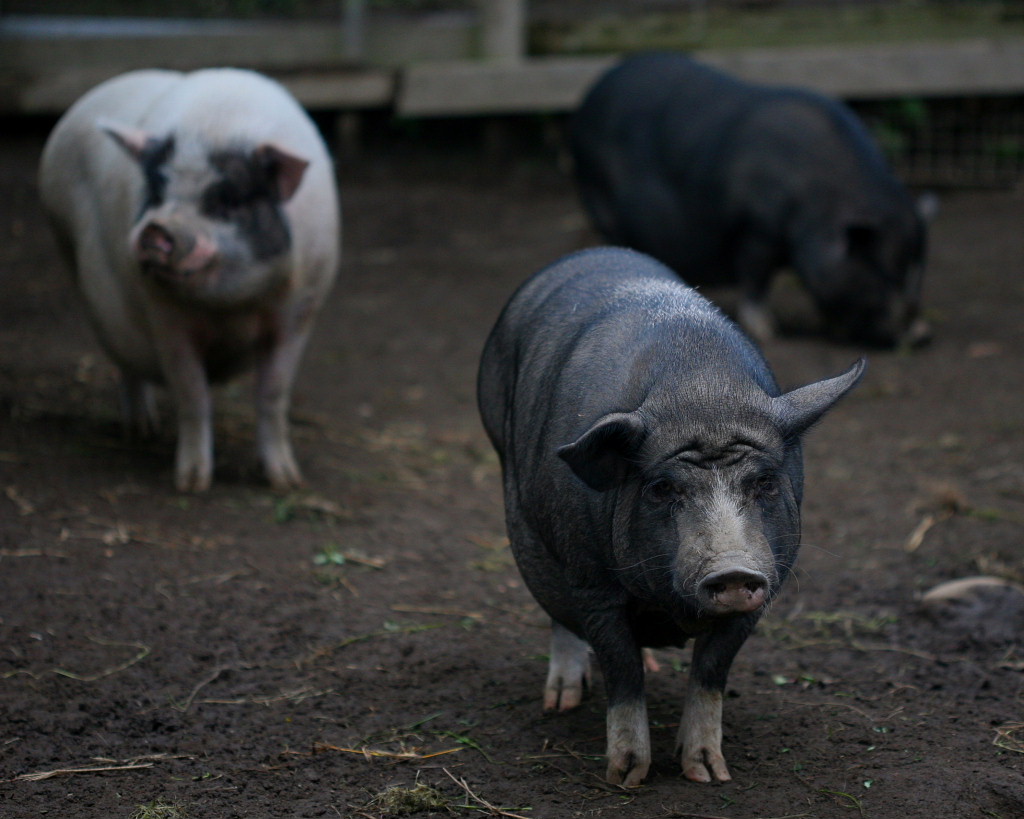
137 222 175 266
699 568 767 614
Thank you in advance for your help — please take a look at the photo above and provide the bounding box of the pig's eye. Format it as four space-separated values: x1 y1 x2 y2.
202 183 248 220
645 478 681 503
751 473 780 499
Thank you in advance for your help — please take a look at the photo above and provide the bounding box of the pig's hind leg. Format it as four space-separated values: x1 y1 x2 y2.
544 621 591 711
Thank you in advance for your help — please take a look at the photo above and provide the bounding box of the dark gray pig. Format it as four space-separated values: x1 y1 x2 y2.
571 52 932 347
478 247 863 786
39 68 340 491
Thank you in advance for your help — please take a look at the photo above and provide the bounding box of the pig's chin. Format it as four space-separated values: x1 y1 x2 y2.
141 258 221 297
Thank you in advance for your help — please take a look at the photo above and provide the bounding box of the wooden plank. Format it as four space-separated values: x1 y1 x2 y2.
398 38 1024 116
2 13 1022 117
0 65 396 115
397 56 615 116
706 38 1024 99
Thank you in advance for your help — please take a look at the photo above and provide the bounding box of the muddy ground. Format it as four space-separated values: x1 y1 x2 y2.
1 117 1022 819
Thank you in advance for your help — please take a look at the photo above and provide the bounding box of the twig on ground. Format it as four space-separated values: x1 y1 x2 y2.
4 485 35 515
658 811 733 819
391 604 485 621
1 637 150 682
905 511 950 552
297 623 444 667
994 723 1024 753
443 768 531 819
311 741 463 761
195 686 334 708
15 762 153 782
0 549 68 559
172 663 261 712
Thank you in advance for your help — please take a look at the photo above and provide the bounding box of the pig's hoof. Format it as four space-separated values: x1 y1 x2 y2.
543 656 590 710
606 701 651 787
543 675 588 711
176 464 212 493
264 455 305 492
544 626 591 710
267 466 306 493
680 748 731 783
606 751 650 788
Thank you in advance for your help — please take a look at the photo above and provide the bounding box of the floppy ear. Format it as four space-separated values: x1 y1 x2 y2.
255 143 309 202
98 118 175 173
98 118 156 160
774 357 866 438
557 411 646 492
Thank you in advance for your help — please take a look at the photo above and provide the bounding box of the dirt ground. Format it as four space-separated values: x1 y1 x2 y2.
1 117 1022 819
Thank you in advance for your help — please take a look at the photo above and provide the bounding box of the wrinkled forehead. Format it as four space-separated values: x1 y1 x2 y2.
644 400 786 467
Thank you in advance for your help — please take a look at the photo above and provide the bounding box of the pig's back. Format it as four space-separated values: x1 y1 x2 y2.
571 55 760 274
479 247 752 456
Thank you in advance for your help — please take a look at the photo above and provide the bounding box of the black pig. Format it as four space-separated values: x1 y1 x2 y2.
478 247 863 786
572 52 932 347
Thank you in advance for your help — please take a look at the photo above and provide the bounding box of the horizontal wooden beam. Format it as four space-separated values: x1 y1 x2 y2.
398 38 1024 116
2 12 1022 117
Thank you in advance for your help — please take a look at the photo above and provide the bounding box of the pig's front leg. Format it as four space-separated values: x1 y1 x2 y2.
149 309 215 492
586 613 650 787
544 621 591 711
165 355 213 493
255 322 312 491
676 620 755 783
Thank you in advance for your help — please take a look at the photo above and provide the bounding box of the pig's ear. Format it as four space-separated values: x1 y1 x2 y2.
255 143 310 202
775 357 866 438
98 118 159 160
557 411 647 492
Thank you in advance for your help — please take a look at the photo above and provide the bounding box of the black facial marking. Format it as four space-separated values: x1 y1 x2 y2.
202 148 292 261
139 134 175 210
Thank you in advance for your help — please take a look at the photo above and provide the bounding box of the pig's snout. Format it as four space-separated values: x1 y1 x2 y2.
698 567 768 615
135 220 218 278
137 222 176 267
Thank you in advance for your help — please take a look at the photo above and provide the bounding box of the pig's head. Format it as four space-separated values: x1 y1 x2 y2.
101 120 309 307
800 200 934 349
557 358 865 621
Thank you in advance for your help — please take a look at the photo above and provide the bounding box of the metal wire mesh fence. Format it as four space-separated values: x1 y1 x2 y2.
855 96 1024 189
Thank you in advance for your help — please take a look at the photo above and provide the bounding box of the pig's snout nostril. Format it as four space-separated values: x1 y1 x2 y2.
137 223 175 265
699 568 768 614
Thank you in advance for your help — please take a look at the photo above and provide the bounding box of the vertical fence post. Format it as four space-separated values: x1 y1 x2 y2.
480 0 526 63
342 0 366 62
